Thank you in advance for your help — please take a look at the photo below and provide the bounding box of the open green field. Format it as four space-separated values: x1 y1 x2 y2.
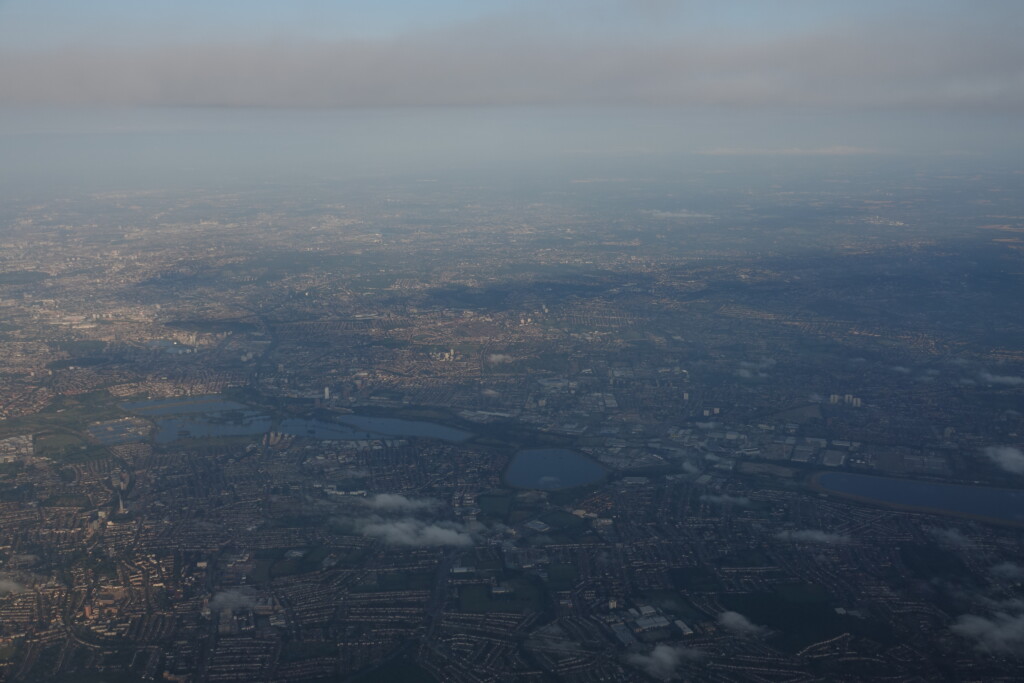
280 640 337 663
0 391 126 441
354 656 436 683
0 270 48 285
722 582 894 653
42 492 93 508
477 492 513 519
33 433 86 458
458 578 545 614
0 642 17 661
545 563 579 591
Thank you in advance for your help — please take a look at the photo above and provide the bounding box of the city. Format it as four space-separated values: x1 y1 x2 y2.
0 162 1022 680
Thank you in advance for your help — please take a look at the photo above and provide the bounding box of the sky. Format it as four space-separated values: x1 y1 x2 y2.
1 1 1022 194
2 0 1021 110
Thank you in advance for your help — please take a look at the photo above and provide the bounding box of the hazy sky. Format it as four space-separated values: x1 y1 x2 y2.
2 0 1021 109
1 1 1021 194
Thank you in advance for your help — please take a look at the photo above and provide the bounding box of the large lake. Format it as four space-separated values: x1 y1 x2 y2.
334 415 471 442
154 413 272 443
505 449 607 490
816 472 1024 524
130 401 472 444
152 415 469 444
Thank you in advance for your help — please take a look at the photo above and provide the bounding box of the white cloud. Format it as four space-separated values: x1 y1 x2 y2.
340 467 371 478
980 372 1024 386
735 360 772 379
210 589 256 612
361 493 440 512
983 446 1024 475
337 493 476 547
681 461 701 475
0 579 24 594
700 494 750 506
359 518 474 547
927 527 972 548
627 644 703 680
977 596 1024 613
717 611 764 636
991 562 1024 581
775 529 849 545
952 612 1024 654
642 209 715 220
740 358 776 370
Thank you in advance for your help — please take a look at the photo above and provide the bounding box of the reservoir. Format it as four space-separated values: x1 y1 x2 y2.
125 396 474 444
335 415 472 442
154 413 272 443
145 410 471 444
505 449 607 490
816 472 1024 524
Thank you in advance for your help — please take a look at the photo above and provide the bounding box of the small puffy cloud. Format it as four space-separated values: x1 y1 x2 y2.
980 372 1024 386
700 494 750 506
977 596 1024 613
991 562 1024 581
627 644 703 680
681 461 701 475
338 492 476 547
982 446 1024 475
952 612 1024 654
717 611 764 636
927 527 972 548
775 529 849 545
210 589 256 613
361 493 439 512
0 579 25 594
359 519 474 547
891 366 912 374
339 467 371 479
641 209 715 220
488 354 514 364
737 358 774 379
